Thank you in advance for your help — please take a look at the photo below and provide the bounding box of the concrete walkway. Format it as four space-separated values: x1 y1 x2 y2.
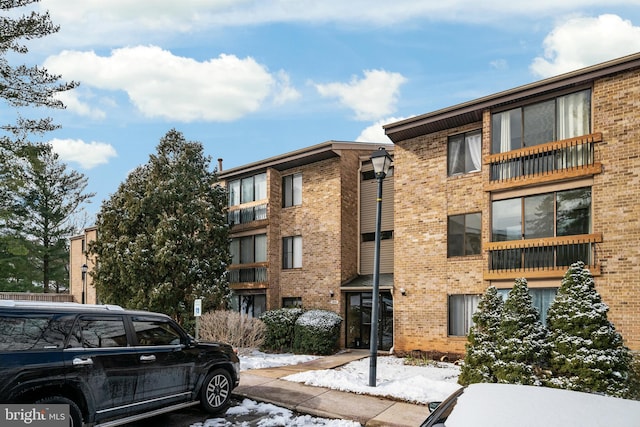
232 349 431 426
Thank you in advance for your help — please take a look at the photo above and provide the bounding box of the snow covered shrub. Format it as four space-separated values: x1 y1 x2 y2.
545 262 631 398
199 310 265 353
259 308 304 352
293 309 343 355
494 278 548 385
459 286 503 385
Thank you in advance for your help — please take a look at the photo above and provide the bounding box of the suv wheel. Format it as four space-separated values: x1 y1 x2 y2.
35 396 82 427
200 368 232 414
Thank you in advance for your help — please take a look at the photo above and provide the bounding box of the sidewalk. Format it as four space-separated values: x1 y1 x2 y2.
232 349 431 427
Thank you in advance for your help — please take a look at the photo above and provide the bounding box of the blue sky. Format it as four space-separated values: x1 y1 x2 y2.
8 1 640 223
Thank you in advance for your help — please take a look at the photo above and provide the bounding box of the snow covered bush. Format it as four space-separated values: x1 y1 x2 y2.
259 308 303 352
459 286 503 385
494 278 548 385
293 309 343 355
545 261 631 398
199 310 265 353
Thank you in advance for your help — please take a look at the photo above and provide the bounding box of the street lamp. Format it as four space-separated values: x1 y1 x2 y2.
81 264 88 304
368 147 392 387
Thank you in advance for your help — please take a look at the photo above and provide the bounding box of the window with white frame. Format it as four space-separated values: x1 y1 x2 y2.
282 236 302 269
491 89 591 154
448 294 481 336
448 130 481 175
282 173 302 207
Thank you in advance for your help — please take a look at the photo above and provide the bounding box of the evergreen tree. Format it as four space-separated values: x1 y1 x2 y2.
0 0 78 289
91 130 230 325
459 286 503 385
545 261 631 397
18 146 93 292
494 278 548 385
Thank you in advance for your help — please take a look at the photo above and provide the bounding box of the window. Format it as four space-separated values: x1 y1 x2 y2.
132 318 182 346
448 213 481 257
498 288 557 326
491 89 591 153
362 231 393 242
69 317 128 348
283 236 302 269
231 293 266 318
0 315 67 351
228 173 266 206
283 173 302 207
283 297 302 308
230 234 267 265
491 188 592 270
448 294 480 336
492 187 591 242
448 131 481 175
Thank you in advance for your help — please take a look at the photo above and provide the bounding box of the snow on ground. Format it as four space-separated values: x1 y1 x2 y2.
239 349 320 370
282 355 462 404
195 399 361 427
240 350 462 404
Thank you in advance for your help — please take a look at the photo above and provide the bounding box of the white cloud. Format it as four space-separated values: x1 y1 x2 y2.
40 0 640 44
356 117 410 144
314 70 407 121
531 14 640 78
49 138 117 169
44 46 296 122
56 90 106 120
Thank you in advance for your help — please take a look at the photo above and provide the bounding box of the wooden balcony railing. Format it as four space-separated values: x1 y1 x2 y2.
484 233 602 280
485 133 603 191
228 262 268 284
228 203 268 226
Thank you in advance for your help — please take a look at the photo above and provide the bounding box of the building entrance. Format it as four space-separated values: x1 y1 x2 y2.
345 291 393 351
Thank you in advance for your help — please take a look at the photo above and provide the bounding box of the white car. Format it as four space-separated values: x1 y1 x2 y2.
421 383 640 427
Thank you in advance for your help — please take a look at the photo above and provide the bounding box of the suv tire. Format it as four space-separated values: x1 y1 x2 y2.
35 396 82 427
200 368 232 414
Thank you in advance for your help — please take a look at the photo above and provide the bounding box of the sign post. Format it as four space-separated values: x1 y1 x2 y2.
194 298 202 340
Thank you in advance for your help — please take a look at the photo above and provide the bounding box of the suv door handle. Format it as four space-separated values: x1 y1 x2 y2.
140 355 156 363
72 357 93 366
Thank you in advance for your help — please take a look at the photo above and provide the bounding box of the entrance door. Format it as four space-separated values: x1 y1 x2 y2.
345 291 393 351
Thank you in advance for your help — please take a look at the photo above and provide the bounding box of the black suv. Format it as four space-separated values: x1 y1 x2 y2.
0 300 240 427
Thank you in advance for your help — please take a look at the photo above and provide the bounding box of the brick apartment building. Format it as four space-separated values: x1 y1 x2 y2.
384 52 640 354
218 141 395 350
68 226 98 305
69 52 639 356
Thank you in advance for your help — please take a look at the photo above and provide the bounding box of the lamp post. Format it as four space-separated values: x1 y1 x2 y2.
81 264 88 304
368 147 392 387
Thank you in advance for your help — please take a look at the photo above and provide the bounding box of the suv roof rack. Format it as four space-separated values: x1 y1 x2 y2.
0 300 124 310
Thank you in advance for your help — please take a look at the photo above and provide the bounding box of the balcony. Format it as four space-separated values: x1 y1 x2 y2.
484 233 602 280
228 263 268 284
228 203 268 229
485 133 602 192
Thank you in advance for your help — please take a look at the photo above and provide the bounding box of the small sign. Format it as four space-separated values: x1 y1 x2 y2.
194 298 202 317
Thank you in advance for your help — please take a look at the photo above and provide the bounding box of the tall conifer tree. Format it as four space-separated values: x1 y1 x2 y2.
495 278 548 385
91 130 230 325
459 285 504 385
546 262 631 397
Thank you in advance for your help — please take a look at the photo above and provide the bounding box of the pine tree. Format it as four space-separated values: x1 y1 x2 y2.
18 146 94 292
0 0 78 289
545 261 631 397
90 130 230 325
494 278 548 385
459 286 503 385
